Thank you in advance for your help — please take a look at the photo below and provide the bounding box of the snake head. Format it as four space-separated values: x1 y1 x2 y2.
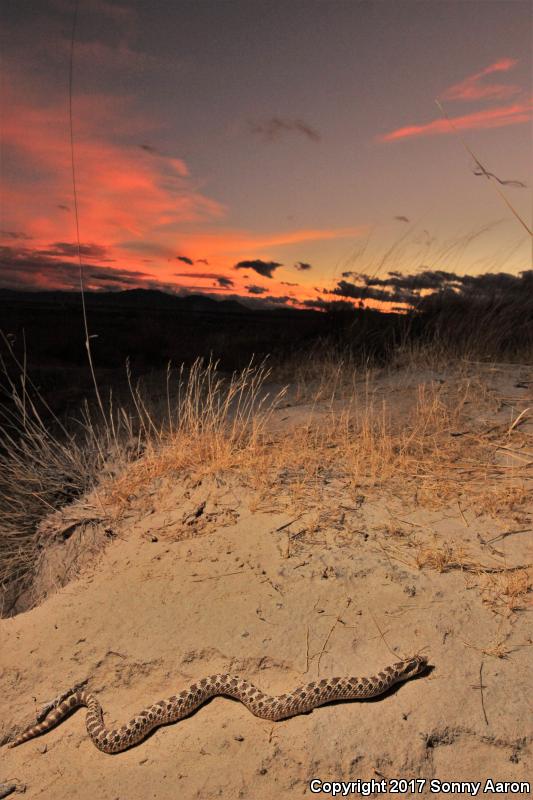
399 655 428 679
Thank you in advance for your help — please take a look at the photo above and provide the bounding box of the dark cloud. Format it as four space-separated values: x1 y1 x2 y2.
176 255 194 265
216 276 233 288
196 258 209 265
457 270 533 297
295 261 312 271
281 281 298 286
234 259 282 278
0 244 164 293
245 284 268 294
39 241 110 259
57 205 70 212
173 272 234 289
249 117 320 142
89 272 136 285
0 230 33 240
325 269 533 309
394 215 410 223
139 143 158 154
364 269 458 291
341 271 355 278
329 279 417 304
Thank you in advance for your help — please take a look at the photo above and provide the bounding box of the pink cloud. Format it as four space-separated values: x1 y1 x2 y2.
1 77 226 257
178 227 368 256
440 58 521 102
379 100 532 142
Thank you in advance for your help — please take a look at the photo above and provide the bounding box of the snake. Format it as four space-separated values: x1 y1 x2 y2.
8 655 427 754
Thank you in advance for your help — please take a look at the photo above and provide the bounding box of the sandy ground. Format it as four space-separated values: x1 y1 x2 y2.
1 364 532 799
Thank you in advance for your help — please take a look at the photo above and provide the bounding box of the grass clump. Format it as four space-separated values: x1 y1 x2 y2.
0 342 284 614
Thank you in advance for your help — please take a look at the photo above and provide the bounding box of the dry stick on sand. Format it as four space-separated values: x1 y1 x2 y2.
316 598 352 674
507 408 531 435
472 662 489 726
457 500 469 527
191 570 245 582
368 610 407 662
385 509 424 528
275 515 304 532
481 528 532 545
453 562 530 575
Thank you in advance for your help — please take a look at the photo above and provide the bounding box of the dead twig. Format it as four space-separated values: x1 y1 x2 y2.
275 514 304 532
385 507 424 528
317 598 351 674
369 609 399 660
457 500 469 527
507 407 531 435
471 662 489 726
481 528 532 545
489 442 533 459
463 563 531 575
191 570 245 582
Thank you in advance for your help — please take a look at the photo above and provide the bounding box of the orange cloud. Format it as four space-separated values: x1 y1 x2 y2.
379 100 533 142
440 58 520 102
1 77 226 255
178 226 367 257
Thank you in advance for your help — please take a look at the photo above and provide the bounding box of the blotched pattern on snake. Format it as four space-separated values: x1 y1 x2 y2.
9 656 427 754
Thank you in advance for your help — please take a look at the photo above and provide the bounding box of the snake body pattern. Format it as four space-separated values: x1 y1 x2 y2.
9 656 427 754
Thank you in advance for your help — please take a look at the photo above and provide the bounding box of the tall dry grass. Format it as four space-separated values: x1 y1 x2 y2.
107 357 286 509
248 368 529 512
0 344 285 613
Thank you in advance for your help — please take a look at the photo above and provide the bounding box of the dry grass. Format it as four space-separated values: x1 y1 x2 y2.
478 568 532 615
415 541 472 572
106 358 286 511
0 336 108 608
375 526 532 614
1 327 530 615
0 346 286 613
247 367 530 516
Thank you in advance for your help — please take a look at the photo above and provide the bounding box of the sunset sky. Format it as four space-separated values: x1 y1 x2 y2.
1 0 531 310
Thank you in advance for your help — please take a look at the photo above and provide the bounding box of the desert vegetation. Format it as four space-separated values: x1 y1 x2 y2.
1 285 531 616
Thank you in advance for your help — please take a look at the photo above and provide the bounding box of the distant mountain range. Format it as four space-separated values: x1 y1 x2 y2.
0 288 263 314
